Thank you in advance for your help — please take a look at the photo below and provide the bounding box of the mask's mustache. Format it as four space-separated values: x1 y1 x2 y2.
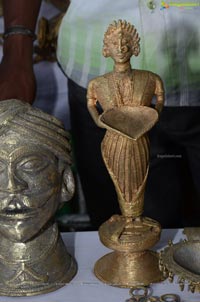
0 195 33 213
0 189 57 215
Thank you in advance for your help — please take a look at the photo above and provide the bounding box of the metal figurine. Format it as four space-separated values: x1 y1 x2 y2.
0 99 77 296
87 20 165 287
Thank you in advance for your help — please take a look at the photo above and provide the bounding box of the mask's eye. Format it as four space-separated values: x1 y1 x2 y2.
18 157 48 173
0 160 6 173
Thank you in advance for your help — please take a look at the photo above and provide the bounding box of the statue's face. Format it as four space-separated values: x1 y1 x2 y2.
104 30 133 63
0 135 63 242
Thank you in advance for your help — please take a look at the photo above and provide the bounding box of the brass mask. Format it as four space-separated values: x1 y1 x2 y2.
0 99 77 296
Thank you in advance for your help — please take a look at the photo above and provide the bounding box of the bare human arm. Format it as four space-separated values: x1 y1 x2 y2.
0 0 42 103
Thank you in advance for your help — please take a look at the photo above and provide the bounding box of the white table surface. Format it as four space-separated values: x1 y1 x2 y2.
0 229 199 302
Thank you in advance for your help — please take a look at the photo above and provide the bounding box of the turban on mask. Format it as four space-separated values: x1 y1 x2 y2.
0 99 71 164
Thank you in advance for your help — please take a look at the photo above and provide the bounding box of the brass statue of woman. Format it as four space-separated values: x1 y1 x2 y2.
87 20 165 287
87 20 164 221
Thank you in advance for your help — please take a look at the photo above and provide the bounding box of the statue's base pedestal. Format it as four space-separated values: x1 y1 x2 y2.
94 250 163 287
94 215 164 287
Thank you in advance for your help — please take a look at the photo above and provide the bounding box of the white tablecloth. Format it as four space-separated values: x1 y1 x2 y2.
0 229 200 302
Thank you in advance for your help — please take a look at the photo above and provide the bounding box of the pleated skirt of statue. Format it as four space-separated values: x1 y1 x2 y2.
101 130 149 217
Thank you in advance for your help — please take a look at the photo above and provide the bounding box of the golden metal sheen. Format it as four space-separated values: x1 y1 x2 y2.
127 286 181 301
87 20 165 287
0 99 77 296
34 13 64 63
160 235 200 293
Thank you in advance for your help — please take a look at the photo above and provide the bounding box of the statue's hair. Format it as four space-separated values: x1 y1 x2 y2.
103 20 140 56
0 99 71 164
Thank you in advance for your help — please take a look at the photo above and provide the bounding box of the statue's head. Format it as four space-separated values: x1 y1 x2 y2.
0 100 74 242
102 20 140 63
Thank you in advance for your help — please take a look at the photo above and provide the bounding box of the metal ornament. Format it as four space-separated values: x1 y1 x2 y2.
126 286 151 301
159 238 200 293
125 286 181 302
0 99 77 296
87 20 165 287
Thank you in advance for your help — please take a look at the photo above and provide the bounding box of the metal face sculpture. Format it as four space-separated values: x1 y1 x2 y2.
87 20 165 287
0 99 77 296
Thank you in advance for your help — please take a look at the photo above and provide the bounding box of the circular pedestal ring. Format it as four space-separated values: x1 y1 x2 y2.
99 215 161 252
94 250 164 288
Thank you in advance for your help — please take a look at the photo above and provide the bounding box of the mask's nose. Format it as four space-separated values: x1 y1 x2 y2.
118 38 129 54
6 198 25 211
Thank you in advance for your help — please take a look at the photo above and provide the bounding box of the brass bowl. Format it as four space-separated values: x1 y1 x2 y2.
174 241 200 275
100 106 158 140
160 240 200 293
